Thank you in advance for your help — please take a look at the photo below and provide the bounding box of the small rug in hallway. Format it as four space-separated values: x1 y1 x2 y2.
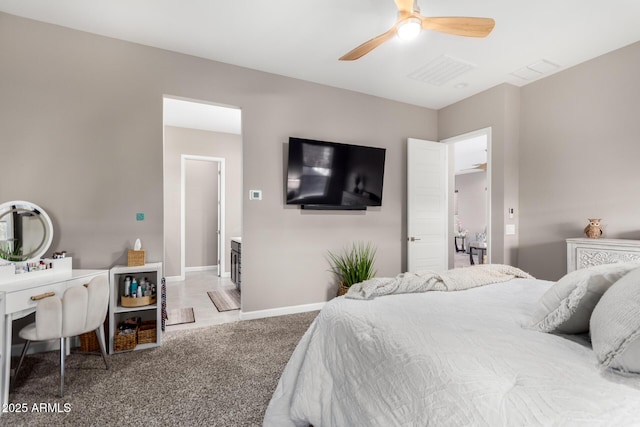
166 307 195 326
208 289 240 312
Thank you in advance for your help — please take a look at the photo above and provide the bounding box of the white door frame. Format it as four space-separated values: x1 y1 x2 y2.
441 127 492 266
181 154 226 279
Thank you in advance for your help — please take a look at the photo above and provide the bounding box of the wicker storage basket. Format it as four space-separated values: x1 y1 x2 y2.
79 317 108 352
121 293 157 307
337 283 349 296
114 329 137 352
127 250 146 267
137 320 157 345
79 331 100 352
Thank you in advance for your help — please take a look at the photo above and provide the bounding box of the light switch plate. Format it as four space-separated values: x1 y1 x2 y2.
505 224 516 235
249 190 262 200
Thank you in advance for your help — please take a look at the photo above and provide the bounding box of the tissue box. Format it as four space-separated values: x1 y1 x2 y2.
127 250 146 267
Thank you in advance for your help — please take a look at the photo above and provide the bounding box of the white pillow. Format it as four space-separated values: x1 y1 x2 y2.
529 261 640 334
591 266 640 373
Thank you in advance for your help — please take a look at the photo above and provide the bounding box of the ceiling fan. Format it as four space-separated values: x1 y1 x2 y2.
339 0 495 61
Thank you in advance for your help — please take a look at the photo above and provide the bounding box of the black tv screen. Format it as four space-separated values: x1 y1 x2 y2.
286 137 386 209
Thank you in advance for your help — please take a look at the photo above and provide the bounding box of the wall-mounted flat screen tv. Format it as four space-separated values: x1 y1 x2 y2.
286 137 386 210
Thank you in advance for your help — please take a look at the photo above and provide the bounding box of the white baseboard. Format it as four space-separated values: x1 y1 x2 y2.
239 302 326 321
185 265 218 272
166 270 229 282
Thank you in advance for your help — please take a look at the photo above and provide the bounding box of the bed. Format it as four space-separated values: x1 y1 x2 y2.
263 264 640 426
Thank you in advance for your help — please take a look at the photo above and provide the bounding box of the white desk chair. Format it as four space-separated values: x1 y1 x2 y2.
12 275 110 396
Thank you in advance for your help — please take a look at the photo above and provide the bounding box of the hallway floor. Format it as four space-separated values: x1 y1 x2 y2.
165 270 240 332
454 251 473 268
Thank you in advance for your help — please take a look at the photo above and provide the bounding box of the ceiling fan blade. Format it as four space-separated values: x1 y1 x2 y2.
462 163 487 172
421 16 495 38
467 163 487 171
339 26 397 61
394 0 415 14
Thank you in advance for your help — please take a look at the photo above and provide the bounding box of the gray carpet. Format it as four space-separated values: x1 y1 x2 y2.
3 311 318 426
208 289 241 312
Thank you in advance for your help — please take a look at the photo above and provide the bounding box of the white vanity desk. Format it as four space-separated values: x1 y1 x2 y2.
0 265 108 407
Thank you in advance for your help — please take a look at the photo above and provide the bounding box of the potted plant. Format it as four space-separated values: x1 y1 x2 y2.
0 241 23 262
328 242 377 296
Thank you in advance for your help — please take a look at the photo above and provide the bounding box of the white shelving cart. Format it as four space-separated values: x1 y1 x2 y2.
108 262 163 354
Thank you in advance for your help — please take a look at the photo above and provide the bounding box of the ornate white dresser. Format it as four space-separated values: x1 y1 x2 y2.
566 238 640 273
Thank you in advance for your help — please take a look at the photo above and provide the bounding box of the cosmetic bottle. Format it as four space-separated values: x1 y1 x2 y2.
131 278 138 297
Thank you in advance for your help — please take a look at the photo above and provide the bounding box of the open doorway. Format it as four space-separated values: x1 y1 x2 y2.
162 97 243 330
442 128 491 268
181 155 225 276
162 97 242 281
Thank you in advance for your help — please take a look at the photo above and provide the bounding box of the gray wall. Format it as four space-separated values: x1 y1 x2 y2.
518 41 640 280
4 11 636 308
0 13 437 313
440 42 640 280
163 126 242 277
455 172 487 242
439 84 521 267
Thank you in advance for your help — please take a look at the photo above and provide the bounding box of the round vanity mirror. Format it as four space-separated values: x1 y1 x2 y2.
0 201 53 262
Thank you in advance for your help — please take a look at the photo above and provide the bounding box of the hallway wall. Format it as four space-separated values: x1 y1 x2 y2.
455 171 487 242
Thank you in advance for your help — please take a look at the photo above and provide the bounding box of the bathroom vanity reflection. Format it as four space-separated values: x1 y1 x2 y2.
0 200 53 263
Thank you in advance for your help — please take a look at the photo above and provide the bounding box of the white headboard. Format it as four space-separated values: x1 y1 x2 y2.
566 238 640 273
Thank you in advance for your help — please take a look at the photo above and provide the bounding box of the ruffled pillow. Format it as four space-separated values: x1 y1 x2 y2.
529 262 640 334
590 266 640 373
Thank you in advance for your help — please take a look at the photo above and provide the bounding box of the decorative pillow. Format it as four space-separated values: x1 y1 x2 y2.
590 267 640 373
529 261 640 334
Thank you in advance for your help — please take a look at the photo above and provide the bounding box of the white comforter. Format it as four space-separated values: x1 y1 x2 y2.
264 278 640 426
346 264 533 299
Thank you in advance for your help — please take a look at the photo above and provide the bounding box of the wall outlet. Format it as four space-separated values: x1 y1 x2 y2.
136 213 145 221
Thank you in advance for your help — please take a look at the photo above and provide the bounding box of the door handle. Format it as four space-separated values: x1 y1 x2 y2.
409 237 421 242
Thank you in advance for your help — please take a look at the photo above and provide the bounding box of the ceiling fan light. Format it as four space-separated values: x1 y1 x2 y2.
397 17 421 41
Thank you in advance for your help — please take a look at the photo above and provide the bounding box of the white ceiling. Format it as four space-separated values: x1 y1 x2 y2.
1 1 639 110
163 98 242 135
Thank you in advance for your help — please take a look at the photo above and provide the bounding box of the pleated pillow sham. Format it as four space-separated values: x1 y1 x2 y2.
529 262 640 334
590 266 640 373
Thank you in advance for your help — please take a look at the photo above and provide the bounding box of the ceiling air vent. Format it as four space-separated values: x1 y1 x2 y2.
510 59 560 81
407 55 477 86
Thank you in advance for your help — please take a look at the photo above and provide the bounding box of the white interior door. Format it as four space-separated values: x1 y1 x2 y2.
407 138 448 273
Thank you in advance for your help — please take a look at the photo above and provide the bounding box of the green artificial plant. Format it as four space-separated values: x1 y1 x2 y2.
328 241 377 289
0 241 23 262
